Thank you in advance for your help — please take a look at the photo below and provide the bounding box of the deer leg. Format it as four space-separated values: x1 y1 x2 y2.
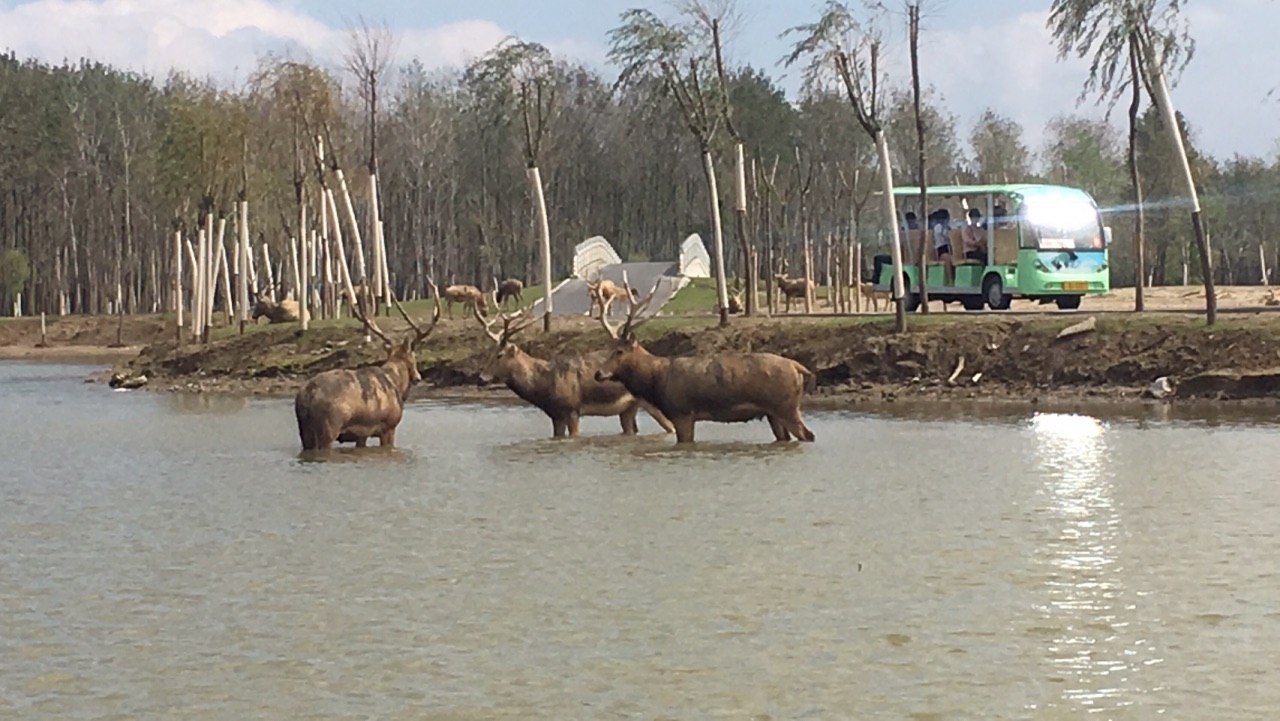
640 401 675 434
567 412 581 437
354 435 368 448
783 408 816 442
619 405 640 435
672 416 696 444
552 418 568 438
380 427 396 447
768 415 792 442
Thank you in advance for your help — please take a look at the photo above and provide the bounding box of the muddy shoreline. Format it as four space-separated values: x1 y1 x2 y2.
2 311 1264 408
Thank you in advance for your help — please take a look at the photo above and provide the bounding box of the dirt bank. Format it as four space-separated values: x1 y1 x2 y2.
86 311 1280 406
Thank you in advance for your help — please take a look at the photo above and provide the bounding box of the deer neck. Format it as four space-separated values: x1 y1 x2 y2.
508 351 549 392
382 356 416 400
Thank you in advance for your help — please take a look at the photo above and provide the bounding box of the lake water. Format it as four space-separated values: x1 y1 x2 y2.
3 361 1280 720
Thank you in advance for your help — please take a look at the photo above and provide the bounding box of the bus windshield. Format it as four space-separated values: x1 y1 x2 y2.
1020 189 1105 251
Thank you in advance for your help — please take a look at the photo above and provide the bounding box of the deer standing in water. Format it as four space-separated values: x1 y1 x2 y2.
294 284 441 451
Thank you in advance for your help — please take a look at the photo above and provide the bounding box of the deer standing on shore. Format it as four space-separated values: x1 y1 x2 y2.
472 306 674 438
586 278 636 318
294 284 441 451
774 274 812 313
594 280 816 444
442 284 489 319
252 293 300 323
495 277 525 309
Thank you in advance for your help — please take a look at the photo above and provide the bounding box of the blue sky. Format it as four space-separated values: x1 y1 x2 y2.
1 0 1276 161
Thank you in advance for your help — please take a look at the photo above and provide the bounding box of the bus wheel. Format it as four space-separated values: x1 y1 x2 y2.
983 275 1011 310
1055 295 1082 310
962 296 985 311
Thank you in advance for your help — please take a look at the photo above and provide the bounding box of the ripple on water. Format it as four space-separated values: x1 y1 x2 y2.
3 371 1280 718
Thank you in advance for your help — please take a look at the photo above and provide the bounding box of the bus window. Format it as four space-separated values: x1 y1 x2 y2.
1021 191 1106 251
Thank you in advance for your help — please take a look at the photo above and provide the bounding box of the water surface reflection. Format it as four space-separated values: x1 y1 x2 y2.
4 363 1280 719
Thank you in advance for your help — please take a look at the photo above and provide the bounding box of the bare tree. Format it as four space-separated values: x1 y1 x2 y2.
785 0 908 331
609 5 734 327
344 15 398 310
1049 0 1212 321
467 39 559 331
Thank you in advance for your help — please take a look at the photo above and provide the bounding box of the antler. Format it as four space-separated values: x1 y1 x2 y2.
345 285 394 346
472 301 537 347
598 271 660 341
392 281 442 348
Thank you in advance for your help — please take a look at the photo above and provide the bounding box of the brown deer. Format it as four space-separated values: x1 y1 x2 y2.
495 277 525 309
472 306 674 438
586 278 637 318
294 283 442 451
594 281 816 444
252 294 300 323
442 284 489 319
774 273 812 313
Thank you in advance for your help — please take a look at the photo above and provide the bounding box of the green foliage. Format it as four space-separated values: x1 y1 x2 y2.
0 248 30 299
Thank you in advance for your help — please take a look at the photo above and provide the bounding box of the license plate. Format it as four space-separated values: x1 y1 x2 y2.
1062 282 1088 291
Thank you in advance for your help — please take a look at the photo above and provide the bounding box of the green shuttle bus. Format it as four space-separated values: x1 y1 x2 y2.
871 183 1111 311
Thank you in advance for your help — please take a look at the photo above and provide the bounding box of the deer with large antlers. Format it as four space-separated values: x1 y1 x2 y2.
293 283 442 451
472 305 674 438
593 277 816 444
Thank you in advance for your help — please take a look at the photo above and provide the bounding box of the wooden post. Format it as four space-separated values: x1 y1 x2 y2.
211 217 226 334
39 312 47 347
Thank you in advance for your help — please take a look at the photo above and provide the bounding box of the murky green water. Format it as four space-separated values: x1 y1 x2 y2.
3 362 1280 719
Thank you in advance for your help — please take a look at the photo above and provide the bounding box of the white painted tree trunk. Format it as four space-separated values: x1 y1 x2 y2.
333 168 368 284
194 229 207 342
173 230 184 335
1149 62 1215 323
701 151 730 326
210 218 225 333
217 232 232 325
261 243 275 302
238 201 249 330
527 166 554 330
875 129 907 332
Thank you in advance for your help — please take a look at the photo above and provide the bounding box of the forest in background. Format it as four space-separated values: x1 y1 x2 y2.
0 9 1277 318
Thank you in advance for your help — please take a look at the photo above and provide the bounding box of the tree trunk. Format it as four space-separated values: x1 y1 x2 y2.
1128 36 1146 312
733 144 756 316
909 3 931 313
701 150 730 327
173 230 183 342
527 165 554 332
238 201 249 333
876 129 908 332
333 168 368 284
1149 61 1215 324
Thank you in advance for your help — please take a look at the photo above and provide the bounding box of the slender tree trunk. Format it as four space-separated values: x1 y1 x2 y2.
1128 36 1146 312
876 129 908 332
238 201 249 333
733 144 755 316
909 3 932 312
1148 60 1215 324
173 230 183 342
527 165 554 331
701 150 730 327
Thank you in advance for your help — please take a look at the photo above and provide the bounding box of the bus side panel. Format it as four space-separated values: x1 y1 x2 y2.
1017 249 1110 296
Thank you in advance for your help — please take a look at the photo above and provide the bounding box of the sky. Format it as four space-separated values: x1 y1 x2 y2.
1 0 1276 163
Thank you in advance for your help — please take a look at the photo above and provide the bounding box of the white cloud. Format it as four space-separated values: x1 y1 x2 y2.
0 0 559 85
897 2 1280 164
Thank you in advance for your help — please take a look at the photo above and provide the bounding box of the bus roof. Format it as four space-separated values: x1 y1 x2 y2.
887 183 1063 197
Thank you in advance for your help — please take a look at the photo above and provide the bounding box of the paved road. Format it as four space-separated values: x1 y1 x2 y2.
529 261 687 317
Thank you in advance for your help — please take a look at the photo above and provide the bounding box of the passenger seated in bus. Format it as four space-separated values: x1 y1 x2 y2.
961 207 988 265
929 208 955 285
992 202 1013 228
